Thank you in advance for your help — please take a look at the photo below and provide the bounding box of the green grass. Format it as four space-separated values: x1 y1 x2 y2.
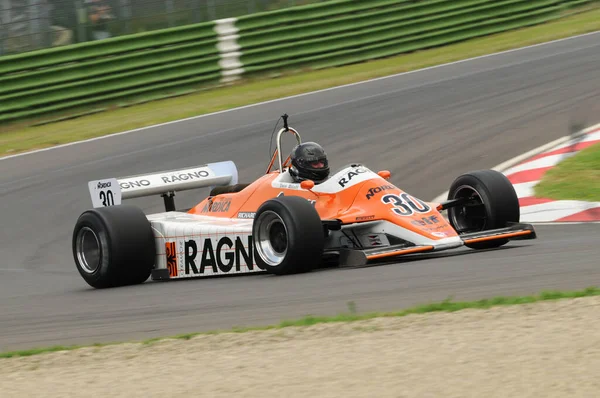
2 5 600 157
1 286 599 359
534 142 600 201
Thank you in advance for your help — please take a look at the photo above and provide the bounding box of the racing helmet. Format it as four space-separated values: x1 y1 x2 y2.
288 142 330 184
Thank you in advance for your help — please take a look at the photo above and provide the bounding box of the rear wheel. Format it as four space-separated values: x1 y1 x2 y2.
72 205 155 288
253 196 324 275
447 170 520 250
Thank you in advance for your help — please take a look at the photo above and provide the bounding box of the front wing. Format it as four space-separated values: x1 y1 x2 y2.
337 222 536 267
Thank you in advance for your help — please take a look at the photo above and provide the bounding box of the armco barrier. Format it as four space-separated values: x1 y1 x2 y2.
0 22 221 123
0 0 595 124
225 0 589 77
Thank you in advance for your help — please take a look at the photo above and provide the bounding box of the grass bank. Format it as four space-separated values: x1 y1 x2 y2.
2 6 600 157
534 141 600 201
1 286 599 359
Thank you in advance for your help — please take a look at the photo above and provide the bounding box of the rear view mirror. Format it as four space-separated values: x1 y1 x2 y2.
301 180 315 190
378 170 391 179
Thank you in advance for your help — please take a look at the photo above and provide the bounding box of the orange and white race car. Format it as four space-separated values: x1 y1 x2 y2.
72 115 536 289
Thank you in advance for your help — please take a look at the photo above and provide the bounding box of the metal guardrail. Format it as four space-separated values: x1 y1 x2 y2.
220 0 588 77
0 0 596 124
0 19 221 121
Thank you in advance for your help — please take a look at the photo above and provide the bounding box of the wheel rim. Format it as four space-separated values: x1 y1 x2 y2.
75 227 101 274
255 211 288 266
449 185 488 233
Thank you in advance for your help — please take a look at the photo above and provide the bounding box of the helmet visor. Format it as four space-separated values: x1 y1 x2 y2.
301 156 328 170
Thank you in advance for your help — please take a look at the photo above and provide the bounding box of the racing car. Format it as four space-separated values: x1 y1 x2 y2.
72 114 536 288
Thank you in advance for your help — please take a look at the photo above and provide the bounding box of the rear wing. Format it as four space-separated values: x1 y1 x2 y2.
88 161 238 211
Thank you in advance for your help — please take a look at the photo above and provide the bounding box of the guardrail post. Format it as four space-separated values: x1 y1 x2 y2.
207 0 216 21
0 0 7 55
214 17 244 83
191 0 202 23
74 0 87 43
166 0 175 28
119 0 132 35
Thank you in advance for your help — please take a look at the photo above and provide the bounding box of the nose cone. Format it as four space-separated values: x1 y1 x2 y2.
358 181 458 240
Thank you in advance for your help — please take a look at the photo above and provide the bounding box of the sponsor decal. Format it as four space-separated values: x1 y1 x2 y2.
165 241 178 277
183 236 262 275
338 166 368 187
432 232 447 238
411 215 440 226
273 182 302 189
356 215 375 221
366 184 395 200
120 179 151 190
201 198 231 213
411 215 448 232
237 212 255 219
425 224 447 232
97 181 112 189
161 170 209 184
119 169 211 190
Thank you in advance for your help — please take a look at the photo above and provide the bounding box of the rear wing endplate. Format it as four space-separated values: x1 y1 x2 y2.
87 161 238 211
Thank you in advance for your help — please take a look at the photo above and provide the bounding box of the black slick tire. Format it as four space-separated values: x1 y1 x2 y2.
252 196 324 275
447 170 520 250
72 205 155 288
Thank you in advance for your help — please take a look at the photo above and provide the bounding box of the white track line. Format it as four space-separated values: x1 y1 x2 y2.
520 200 600 222
529 221 600 225
2 30 600 162
430 123 600 204
547 128 600 152
503 152 578 175
511 181 538 198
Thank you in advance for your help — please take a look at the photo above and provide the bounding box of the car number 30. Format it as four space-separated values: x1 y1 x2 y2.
381 193 431 216
99 190 115 207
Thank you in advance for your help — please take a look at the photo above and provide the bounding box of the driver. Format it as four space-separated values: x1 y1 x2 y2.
288 142 330 184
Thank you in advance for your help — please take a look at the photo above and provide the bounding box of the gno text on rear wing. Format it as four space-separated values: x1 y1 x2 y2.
87 161 238 211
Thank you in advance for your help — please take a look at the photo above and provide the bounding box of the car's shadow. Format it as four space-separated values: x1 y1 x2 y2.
314 243 535 272
73 243 535 292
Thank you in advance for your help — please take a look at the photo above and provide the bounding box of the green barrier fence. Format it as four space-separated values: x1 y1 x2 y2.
234 0 584 74
0 21 221 123
0 0 596 125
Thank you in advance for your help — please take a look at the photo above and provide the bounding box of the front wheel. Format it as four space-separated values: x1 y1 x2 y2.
447 170 520 250
252 196 325 275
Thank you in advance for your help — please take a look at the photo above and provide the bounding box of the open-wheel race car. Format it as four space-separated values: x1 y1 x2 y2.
72 114 537 288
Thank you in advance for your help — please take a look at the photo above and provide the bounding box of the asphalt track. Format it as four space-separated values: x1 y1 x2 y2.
2 32 600 352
